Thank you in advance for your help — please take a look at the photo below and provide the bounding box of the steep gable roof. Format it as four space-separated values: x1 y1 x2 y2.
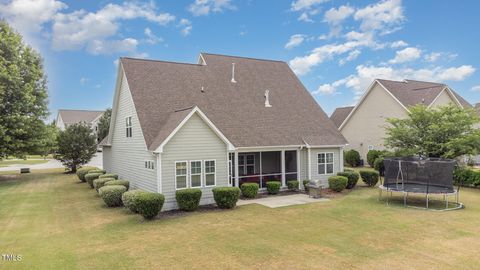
58 109 104 124
120 53 347 151
330 106 354 128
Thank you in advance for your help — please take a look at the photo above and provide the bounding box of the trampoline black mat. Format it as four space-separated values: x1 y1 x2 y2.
382 182 454 194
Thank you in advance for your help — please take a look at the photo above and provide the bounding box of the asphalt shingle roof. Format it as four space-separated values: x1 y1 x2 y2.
330 106 354 128
58 110 104 124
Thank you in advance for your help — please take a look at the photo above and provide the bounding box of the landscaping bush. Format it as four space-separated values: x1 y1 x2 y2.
345 150 361 167
98 185 127 207
328 176 348 192
76 167 95 182
344 168 354 172
240 183 259 198
99 173 118 180
104 180 130 190
85 173 102 188
366 150 382 167
93 178 115 192
303 180 310 192
212 187 241 209
337 171 360 189
454 166 480 186
122 190 149 213
175 188 202 211
360 170 380 187
266 181 281 195
374 157 385 176
89 169 106 174
287 180 299 191
133 192 165 219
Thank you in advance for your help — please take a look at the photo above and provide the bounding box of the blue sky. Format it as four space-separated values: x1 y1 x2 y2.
1 0 479 120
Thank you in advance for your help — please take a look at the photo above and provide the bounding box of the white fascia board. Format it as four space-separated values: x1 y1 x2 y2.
106 62 124 145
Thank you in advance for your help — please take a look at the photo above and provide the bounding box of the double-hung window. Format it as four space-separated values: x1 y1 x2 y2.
145 160 154 170
318 153 334 175
190 161 202 188
125 116 132 138
204 160 216 186
175 161 188 189
238 154 255 175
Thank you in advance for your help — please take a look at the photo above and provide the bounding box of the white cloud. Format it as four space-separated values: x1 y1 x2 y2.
188 0 235 16
298 12 314 22
339 49 361 65
80 77 89 85
389 47 421 64
390 40 408 48
354 0 404 33
51 2 174 53
291 0 328 11
471 85 480 92
285 34 307 49
87 38 139 55
324 5 354 25
424 52 458 62
179 19 192 36
144 28 163 44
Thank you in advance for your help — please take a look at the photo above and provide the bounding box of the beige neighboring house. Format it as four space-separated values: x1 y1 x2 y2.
331 79 473 161
101 53 347 210
56 109 104 141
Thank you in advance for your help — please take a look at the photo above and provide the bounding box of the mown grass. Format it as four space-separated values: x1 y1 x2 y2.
0 159 49 167
0 169 479 269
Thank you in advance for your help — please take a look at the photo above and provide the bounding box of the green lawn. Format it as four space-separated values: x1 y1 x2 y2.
0 169 479 269
0 159 49 167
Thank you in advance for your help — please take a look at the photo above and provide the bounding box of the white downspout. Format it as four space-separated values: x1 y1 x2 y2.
156 153 162 193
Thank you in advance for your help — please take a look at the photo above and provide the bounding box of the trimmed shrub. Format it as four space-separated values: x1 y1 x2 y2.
344 168 354 172
176 188 202 211
212 187 241 209
241 183 259 198
76 167 95 182
85 173 102 188
454 166 480 186
99 173 118 180
287 180 299 191
337 171 360 189
99 185 127 207
122 190 149 213
89 169 106 174
374 157 385 176
303 180 310 192
93 177 115 192
360 170 380 187
133 192 165 219
345 150 361 167
366 150 382 167
104 180 130 190
328 176 348 192
266 181 281 195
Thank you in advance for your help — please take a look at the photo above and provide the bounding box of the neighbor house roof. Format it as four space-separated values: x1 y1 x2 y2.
119 53 347 151
58 109 104 124
330 106 354 128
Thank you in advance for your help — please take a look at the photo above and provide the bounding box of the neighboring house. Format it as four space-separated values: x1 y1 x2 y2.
331 79 473 161
101 53 347 210
56 109 104 141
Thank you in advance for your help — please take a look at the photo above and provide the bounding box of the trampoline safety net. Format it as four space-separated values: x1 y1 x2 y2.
383 157 455 194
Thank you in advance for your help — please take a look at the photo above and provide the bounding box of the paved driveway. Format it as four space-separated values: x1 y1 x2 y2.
237 194 329 208
0 152 103 172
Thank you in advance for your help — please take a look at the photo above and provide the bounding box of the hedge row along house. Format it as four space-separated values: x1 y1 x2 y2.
330 79 475 161
101 53 347 210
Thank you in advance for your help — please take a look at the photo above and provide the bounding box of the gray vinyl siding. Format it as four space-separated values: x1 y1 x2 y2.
102 146 112 172
161 113 229 210
108 71 157 192
309 148 342 187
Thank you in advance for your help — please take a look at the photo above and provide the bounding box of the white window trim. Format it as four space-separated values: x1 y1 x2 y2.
317 152 335 175
238 154 255 175
175 161 188 190
190 160 203 188
204 159 216 187
144 160 155 170
125 116 132 138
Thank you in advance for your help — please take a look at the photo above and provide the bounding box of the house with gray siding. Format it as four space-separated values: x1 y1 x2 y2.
101 53 347 210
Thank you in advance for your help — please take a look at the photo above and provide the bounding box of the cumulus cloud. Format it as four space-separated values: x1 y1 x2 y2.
339 49 361 65
188 0 235 16
324 5 354 25
389 47 421 64
390 40 408 48
179 19 193 36
471 85 480 92
144 28 163 44
285 34 307 49
291 0 328 11
354 0 404 34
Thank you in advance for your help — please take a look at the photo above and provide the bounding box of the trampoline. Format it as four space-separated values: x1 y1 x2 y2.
379 157 464 211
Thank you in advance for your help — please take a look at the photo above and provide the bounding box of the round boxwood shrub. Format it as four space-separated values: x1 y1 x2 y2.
99 185 127 207
88 169 106 174
345 149 361 167
337 171 360 189
85 173 102 188
360 170 380 187
328 176 348 192
212 187 241 209
266 181 281 195
76 167 95 182
122 190 149 213
240 183 259 198
287 180 299 191
99 173 118 180
303 180 310 192
104 180 130 190
93 177 115 192
366 150 382 167
133 192 165 219
175 188 202 211
374 157 385 176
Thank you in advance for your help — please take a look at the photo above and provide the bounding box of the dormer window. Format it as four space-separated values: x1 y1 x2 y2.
125 116 132 138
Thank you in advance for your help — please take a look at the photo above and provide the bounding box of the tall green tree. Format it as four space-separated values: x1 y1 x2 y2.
385 104 480 159
54 123 97 173
0 20 49 159
97 108 111 142
34 122 58 159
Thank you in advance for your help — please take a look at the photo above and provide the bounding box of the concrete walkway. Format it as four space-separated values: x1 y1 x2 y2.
0 153 103 172
237 194 329 208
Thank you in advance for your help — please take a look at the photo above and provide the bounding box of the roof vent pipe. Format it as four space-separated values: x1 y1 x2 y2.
231 63 237 83
265 90 272 107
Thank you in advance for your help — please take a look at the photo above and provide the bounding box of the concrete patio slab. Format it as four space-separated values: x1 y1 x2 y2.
237 194 329 208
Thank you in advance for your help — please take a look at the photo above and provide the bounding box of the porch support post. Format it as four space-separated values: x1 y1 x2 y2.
339 146 344 172
281 150 286 187
156 153 162 193
234 150 239 187
296 148 301 189
259 152 263 188
307 147 311 180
